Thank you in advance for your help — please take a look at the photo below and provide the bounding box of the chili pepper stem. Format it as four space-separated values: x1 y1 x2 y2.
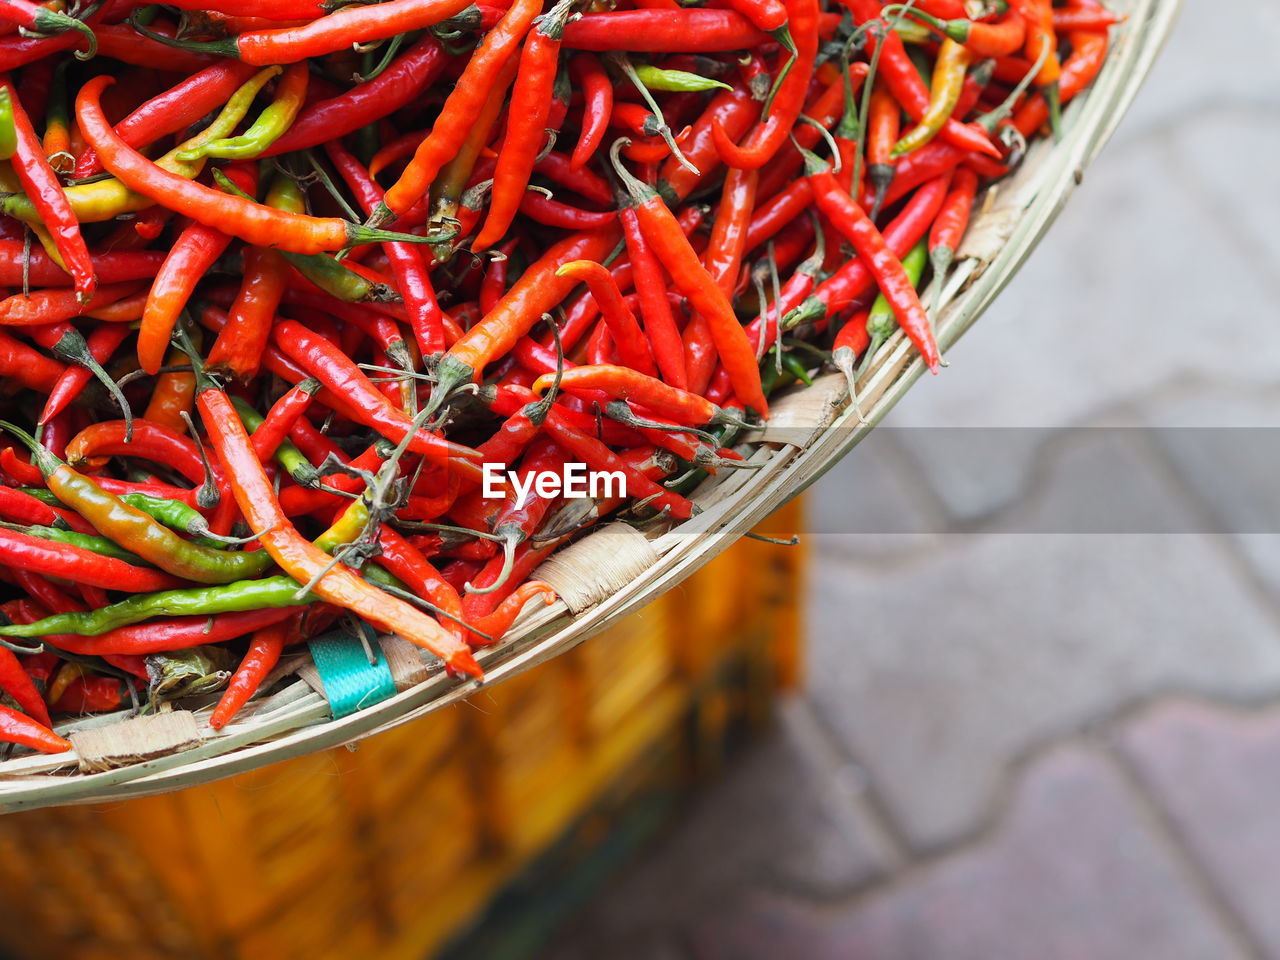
1044 81 1062 141
464 531 516 595
47 330 134 439
36 10 99 60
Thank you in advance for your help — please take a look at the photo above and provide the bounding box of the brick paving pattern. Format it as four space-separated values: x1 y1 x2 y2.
543 3 1280 957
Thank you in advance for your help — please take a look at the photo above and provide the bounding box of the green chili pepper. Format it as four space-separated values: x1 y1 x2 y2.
229 396 319 488
781 351 815 386
178 62 309 162
1 522 149 565
855 240 929 380
632 64 731 93
0 577 315 638
1 422 274 586
0 88 18 162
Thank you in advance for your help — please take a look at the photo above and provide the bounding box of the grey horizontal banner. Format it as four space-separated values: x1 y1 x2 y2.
707 427 1280 535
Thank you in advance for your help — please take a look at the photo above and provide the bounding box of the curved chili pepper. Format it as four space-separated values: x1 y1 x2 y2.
1011 0 1061 89
377 0 542 220
475 0 574 252
569 53 613 170
206 182 290 382
0 0 95 56
209 618 290 729
197 385 481 678
1013 22 1108 137
556 260 659 378
711 0 816 170
76 76 444 255
182 61 307 161
72 60 260 180
137 181 244 375
0 642 51 727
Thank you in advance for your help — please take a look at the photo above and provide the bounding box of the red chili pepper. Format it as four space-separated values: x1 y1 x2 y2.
0 646 52 728
659 86 760 202
137 204 238 375
271 319 483 469
0 525 183 592
703 166 759 296
263 36 446 157
562 10 768 52
140 0 474 65
475 0 575 252
0 74 94 302
711 0 817 169
0 703 69 754
0 328 64 392
518 191 618 230
532 151 614 207
1013 23 1109 137
621 207 687 390
928 164 978 278
209 619 289 729
569 53 613 170
533 364 729 426
797 170 953 320
613 147 767 415
198 386 482 677
323 140 449 361
379 0 542 219
556 260 659 378
1052 7 1121 31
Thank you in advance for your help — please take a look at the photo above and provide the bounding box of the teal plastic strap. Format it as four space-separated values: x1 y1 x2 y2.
308 625 397 719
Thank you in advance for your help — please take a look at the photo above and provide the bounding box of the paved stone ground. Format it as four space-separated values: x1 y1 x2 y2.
541 3 1280 957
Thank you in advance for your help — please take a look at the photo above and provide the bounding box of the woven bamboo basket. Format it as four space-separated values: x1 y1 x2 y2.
0 0 1179 812
0 506 803 960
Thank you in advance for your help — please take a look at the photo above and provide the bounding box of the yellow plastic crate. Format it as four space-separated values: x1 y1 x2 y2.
0 498 803 960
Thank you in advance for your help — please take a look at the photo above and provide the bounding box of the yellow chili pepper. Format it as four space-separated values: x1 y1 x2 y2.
179 62 309 161
0 67 279 226
891 38 973 157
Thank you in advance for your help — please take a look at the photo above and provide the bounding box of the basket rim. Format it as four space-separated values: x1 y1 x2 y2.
0 0 1183 812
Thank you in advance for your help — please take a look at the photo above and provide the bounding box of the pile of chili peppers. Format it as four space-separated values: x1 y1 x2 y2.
0 0 1115 756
